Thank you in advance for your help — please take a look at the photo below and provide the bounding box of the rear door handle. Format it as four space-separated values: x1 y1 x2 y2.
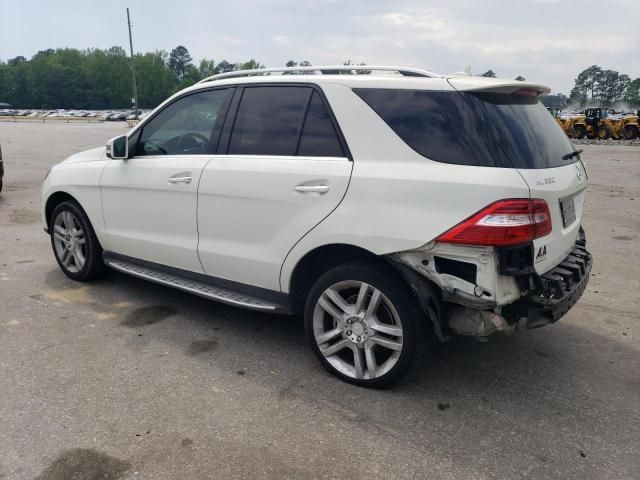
294 184 329 194
168 174 193 184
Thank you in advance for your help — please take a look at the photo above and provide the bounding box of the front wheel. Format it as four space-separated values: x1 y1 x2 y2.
50 201 105 281
572 124 587 139
304 262 425 388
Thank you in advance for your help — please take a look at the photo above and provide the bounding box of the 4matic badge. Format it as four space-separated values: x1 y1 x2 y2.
535 245 547 263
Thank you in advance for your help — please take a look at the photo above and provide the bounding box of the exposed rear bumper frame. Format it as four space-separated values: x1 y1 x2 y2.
503 231 592 328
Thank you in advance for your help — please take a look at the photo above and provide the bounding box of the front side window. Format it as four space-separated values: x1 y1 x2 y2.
137 88 232 156
228 86 311 156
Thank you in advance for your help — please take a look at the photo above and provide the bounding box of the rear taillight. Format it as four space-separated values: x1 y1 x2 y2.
436 199 552 247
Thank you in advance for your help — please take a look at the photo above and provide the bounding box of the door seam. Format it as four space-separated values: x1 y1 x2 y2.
195 156 217 274
278 159 354 292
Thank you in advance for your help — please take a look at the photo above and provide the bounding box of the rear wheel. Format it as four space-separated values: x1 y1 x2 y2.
572 124 587 139
50 201 105 281
596 126 612 140
304 262 425 388
623 125 638 140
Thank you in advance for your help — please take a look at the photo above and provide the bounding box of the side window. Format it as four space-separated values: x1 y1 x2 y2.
298 92 344 157
137 89 232 156
228 86 311 156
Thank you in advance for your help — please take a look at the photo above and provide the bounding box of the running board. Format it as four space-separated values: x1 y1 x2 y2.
104 258 278 311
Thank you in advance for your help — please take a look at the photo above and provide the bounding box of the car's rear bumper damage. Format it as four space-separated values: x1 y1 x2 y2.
501 233 592 329
389 229 592 340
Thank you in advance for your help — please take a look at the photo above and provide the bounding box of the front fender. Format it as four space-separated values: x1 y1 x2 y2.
41 160 110 250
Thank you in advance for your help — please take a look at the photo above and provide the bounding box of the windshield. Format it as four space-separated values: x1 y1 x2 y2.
354 88 577 169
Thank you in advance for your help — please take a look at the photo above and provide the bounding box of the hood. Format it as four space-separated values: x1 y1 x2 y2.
61 146 106 164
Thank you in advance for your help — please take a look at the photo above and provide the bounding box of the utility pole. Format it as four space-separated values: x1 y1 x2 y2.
126 8 139 120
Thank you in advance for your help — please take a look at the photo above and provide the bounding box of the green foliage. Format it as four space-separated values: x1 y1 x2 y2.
569 65 632 107
168 45 192 79
199 59 216 77
135 51 176 107
624 78 640 108
541 93 569 109
0 46 264 109
238 59 264 71
175 65 203 93
215 60 237 74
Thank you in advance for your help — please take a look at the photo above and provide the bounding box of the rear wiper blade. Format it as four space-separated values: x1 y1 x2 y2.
562 149 583 161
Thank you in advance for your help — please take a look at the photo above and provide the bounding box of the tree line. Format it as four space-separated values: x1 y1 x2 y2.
1 47 638 111
568 65 639 108
543 65 639 109
0 46 265 109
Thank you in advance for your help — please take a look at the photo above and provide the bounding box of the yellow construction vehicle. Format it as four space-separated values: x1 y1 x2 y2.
571 108 620 140
561 114 587 138
548 107 637 140
619 112 639 140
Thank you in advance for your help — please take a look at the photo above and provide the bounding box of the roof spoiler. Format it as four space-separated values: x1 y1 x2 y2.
447 77 551 96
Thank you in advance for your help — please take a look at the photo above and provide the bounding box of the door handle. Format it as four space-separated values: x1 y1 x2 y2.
168 175 193 184
294 184 330 194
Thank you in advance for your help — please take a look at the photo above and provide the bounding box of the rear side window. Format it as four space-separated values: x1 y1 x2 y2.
298 91 344 157
227 86 345 157
228 86 310 156
354 88 576 169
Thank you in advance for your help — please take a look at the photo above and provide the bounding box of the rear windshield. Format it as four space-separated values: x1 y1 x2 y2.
354 88 577 169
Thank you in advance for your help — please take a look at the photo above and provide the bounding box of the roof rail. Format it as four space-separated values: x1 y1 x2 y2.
196 65 440 84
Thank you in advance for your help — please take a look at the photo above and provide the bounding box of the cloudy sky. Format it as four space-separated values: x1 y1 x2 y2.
1 0 638 93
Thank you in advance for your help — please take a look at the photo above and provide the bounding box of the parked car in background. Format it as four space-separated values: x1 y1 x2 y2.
41 65 592 387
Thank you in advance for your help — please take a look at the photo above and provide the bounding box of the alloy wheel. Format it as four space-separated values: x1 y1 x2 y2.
312 280 404 380
52 210 87 273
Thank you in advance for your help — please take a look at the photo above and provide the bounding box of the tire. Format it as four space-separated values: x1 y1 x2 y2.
304 261 426 388
50 200 105 281
573 124 587 139
623 125 638 140
596 126 612 140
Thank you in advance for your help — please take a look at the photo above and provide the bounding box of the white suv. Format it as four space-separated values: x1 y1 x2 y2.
42 66 591 387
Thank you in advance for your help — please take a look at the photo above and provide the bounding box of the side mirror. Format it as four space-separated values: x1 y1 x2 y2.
106 135 128 159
